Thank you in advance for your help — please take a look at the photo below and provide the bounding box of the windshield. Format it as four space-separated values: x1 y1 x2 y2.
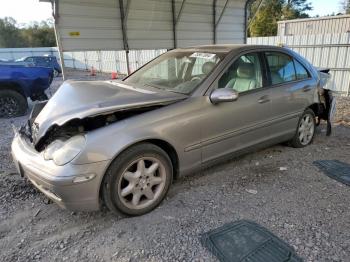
125 51 224 94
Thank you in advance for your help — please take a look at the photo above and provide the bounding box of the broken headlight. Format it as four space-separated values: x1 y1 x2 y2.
43 135 86 166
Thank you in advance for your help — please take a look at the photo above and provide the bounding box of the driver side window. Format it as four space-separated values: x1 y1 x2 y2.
218 53 263 93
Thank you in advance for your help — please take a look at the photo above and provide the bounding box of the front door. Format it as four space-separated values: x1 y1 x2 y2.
200 52 274 164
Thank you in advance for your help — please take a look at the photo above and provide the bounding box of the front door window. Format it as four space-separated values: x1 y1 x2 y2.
218 53 263 93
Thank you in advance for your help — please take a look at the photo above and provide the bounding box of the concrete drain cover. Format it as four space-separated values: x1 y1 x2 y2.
201 220 302 262
314 160 350 186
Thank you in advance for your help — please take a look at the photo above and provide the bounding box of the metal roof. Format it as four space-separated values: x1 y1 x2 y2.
42 0 252 77
46 0 250 51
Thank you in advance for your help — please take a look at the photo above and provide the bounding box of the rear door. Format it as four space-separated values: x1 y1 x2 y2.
200 52 274 164
263 51 317 136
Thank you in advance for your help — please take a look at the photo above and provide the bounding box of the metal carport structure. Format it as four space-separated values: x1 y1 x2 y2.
41 0 253 79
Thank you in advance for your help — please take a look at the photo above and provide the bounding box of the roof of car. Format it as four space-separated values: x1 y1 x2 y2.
178 44 283 54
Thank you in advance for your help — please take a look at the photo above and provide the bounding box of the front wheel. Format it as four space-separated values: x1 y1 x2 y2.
290 109 316 148
102 143 173 216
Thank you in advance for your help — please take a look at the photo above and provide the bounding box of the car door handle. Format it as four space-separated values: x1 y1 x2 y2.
302 85 312 92
258 95 270 104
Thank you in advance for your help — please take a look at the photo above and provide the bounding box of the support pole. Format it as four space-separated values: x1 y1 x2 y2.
125 50 131 75
171 0 186 49
52 0 67 80
244 0 255 44
171 0 177 49
119 0 131 75
213 0 217 44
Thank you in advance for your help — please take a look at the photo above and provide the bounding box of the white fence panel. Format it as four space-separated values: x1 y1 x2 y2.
0 47 166 76
248 33 350 96
0 47 59 60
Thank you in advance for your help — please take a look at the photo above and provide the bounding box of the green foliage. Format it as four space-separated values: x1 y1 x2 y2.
248 0 313 37
342 0 350 14
249 0 284 37
0 17 56 48
0 17 26 48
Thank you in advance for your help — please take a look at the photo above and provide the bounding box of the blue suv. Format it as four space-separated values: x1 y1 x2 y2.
16 55 62 77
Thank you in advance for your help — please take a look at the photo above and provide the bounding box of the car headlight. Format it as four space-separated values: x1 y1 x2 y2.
43 135 86 166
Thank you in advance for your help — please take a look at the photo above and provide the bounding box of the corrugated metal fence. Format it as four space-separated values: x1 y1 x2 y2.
248 33 350 96
277 15 350 36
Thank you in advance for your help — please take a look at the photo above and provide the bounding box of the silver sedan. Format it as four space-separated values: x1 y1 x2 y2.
11 45 334 215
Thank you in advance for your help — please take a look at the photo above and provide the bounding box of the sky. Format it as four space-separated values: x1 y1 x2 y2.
0 0 53 25
0 0 345 25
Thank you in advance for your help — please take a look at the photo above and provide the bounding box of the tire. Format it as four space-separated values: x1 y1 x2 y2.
290 109 316 148
0 89 28 118
102 143 173 216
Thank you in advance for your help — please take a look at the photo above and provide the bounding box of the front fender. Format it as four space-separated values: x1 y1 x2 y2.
71 97 203 176
71 119 178 165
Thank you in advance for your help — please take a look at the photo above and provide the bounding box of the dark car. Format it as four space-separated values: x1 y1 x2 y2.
16 55 62 77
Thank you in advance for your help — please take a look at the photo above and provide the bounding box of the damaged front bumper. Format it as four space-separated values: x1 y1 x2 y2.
11 133 109 211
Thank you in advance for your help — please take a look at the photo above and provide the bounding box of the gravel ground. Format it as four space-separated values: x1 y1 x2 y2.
0 74 349 262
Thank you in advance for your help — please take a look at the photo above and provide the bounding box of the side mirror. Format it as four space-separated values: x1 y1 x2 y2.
210 88 239 104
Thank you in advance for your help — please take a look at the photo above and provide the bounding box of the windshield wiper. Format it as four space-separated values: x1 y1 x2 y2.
164 88 186 94
144 83 163 90
144 83 187 95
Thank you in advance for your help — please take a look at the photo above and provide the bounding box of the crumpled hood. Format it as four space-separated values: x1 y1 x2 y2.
33 80 186 144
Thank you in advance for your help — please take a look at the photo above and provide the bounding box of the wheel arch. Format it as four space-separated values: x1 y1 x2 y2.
0 82 27 98
307 103 319 117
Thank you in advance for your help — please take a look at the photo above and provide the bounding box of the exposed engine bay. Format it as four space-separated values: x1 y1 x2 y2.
20 104 164 152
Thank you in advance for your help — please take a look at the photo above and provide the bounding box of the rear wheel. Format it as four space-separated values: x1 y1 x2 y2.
0 89 28 118
102 143 173 216
290 109 316 148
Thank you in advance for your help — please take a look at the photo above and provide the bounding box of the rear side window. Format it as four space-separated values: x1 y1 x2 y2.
294 59 309 80
266 52 296 85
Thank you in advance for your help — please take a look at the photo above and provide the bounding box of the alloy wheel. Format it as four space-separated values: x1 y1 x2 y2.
117 157 166 210
298 114 315 145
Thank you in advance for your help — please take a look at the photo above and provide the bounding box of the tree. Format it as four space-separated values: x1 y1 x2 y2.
0 17 26 48
248 0 313 37
249 0 284 37
21 20 56 47
283 0 312 19
0 17 56 48
340 0 350 14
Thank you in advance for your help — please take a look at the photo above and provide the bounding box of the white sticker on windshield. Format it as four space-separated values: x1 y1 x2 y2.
190 52 216 59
